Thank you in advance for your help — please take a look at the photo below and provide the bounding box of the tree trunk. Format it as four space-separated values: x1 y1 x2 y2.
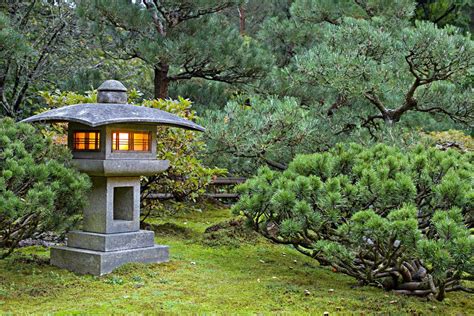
238 5 245 35
154 63 170 99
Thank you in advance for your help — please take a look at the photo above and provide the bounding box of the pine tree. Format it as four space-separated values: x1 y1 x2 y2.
233 143 474 300
0 118 90 258
77 0 270 99
0 1 88 119
257 0 473 131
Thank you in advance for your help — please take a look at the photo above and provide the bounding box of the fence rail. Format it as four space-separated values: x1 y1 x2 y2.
145 177 247 201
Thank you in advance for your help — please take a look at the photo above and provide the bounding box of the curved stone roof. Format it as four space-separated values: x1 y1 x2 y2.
21 103 205 131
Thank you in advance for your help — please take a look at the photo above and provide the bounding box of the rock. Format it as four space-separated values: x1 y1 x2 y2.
412 266 427 281
190 261 196 265
389 300 397 304
328 289 335 293
18 231 64 248
304 289 311 296
323 312 330 316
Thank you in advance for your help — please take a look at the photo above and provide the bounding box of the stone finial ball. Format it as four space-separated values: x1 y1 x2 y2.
97 80 128 104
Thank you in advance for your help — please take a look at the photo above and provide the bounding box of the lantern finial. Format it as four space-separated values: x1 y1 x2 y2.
97 80 127 104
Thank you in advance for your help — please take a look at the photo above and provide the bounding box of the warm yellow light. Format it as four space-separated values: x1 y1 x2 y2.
119 132 129 150
112 131 150 152
75 132 85 150
133 132 149 151
73 131 100 151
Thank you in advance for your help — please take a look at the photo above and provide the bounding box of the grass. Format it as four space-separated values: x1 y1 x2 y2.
0 203 472 314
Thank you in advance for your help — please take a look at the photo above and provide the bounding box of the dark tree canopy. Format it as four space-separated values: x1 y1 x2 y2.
77 0 270 99
0 1 90 119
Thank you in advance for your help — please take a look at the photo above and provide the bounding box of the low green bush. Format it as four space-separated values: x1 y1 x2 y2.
233 143 473 300
0 118 90 258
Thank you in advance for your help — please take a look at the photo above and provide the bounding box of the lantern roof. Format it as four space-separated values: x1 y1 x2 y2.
21 80 205 132
21 103 204 131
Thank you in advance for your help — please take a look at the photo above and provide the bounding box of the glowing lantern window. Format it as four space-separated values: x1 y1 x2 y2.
112 131 151 151
73 131 100 151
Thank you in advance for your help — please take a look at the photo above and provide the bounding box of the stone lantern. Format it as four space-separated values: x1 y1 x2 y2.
22 80 204 275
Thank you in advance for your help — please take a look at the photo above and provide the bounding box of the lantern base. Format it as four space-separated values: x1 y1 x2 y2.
67 230 156 252
50 244 169 276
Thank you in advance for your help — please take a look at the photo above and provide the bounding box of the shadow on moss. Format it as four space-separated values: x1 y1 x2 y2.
201 218 261 247
142 222 197 239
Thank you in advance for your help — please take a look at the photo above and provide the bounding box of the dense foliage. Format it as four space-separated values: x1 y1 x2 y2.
202 96 423 174
76 0 269 99
233 143 473 300
294 18 473 126
139 97 226 220
200 1 473 175
0 118 90 258
0 1 97 118
202 96 323 174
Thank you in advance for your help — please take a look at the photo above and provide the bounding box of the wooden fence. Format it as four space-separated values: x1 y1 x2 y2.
146 177 246 202
206 177 246 200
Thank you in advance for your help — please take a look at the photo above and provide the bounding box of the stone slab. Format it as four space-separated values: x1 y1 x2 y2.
67 230 155 252
72 159 169 176
50 244 169 276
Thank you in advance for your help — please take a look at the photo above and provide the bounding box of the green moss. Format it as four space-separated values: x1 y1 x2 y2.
0 204 472 314
201 217 262 247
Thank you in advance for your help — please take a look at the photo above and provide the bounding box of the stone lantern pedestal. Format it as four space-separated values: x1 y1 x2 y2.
51 172 169 276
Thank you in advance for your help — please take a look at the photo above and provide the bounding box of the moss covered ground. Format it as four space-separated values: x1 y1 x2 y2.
0 203 472 314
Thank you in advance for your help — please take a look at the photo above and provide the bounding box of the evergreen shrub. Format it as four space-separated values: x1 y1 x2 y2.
233 143 473 300
0 118 90 258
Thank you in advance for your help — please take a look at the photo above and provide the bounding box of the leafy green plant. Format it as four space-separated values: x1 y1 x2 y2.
295 17 473 126
77 1 270 99
140 97 225 207
202 94 427 176
256 0 473 138
0 118 90 258
233 143 473 300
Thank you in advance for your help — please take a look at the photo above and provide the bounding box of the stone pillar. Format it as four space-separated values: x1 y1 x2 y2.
82 176 141 234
